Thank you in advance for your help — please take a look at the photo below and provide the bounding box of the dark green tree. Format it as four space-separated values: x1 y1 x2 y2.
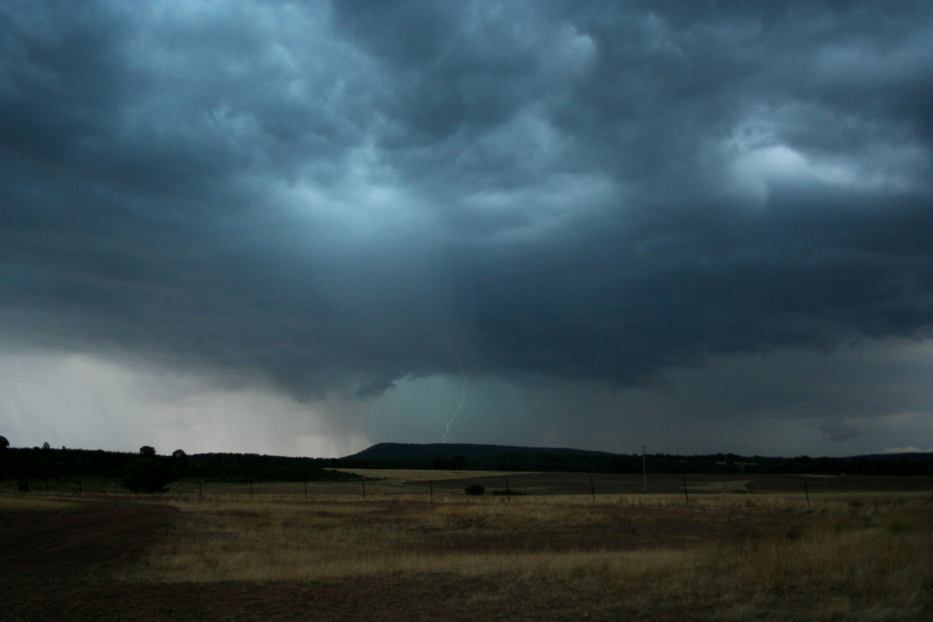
139 445 156 456
0 435 8 450
122 459 176 493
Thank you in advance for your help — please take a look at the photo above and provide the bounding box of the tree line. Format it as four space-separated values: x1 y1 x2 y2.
0 442 358 492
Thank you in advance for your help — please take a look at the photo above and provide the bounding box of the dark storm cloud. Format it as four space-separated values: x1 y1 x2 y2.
2 1 932 399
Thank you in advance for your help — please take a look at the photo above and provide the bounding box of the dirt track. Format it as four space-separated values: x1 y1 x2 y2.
0 497 177 620
1 497 175 569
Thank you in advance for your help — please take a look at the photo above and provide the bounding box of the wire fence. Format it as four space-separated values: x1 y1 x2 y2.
4 472 922 507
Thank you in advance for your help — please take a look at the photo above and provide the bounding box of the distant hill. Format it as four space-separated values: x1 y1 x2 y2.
339 442 620 471
347 442 613 461
336 442 933 475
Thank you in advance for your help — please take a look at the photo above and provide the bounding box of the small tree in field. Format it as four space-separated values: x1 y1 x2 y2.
0 435 8 450
139 445 156 456
172 449 187 458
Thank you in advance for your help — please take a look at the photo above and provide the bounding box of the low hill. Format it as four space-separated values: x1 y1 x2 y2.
336 442 933 475
346 442 613 460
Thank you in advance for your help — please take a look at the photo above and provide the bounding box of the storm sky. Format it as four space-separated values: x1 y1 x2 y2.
2 1 932 457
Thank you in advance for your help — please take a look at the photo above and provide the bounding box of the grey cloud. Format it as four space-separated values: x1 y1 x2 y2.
1 0 932 411
819 420 865 442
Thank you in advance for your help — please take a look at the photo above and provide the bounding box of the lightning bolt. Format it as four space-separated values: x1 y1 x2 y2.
442 337 466 442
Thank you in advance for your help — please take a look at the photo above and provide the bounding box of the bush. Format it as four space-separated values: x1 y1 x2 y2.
464 483 485 496
122 459 176 493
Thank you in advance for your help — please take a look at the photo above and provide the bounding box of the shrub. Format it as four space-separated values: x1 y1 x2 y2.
122 459 176 493
464 483 485 496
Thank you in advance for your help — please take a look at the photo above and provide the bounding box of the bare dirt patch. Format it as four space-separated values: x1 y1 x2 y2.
0 495 177 620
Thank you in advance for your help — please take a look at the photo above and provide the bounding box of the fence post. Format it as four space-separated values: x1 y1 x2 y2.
304 480 308 501
642 445 647 493
361 477 366 500
589 477 596 504
505 477 511 503
249 479 254 500
803 478 810 508
429 480 434 504
682 477 689 505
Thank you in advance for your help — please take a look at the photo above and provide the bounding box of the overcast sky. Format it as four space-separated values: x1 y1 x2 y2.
2 1 932 457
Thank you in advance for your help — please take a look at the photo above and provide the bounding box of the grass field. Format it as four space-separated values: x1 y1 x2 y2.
2 473 932 620
0 495 76 511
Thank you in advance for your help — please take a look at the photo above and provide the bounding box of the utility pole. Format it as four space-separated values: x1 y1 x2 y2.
642 445 647 493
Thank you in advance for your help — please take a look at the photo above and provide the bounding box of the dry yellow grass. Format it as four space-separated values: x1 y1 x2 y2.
0 494 76 511
121 491 933 620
